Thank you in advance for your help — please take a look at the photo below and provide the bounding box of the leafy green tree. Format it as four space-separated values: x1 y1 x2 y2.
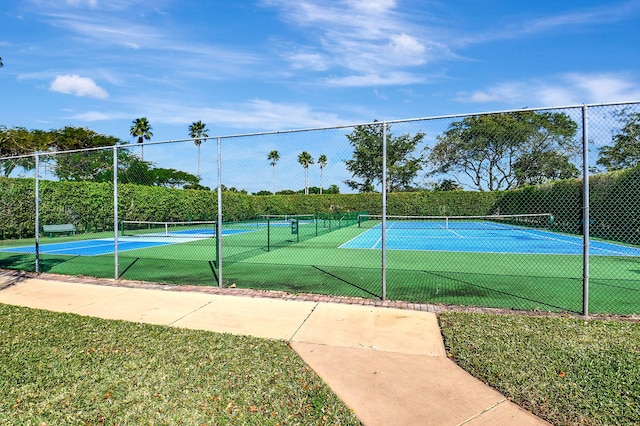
52 127 122 181
55 149 147 183
597 112 640 171
318 154 327 194
326 184 340 194
148 167 202 189
344 122 425 192
267 150 280 193
297 151 314 195
188 120 209 178
130 117 153 160
429 111 578 191
514 151 579 186
0 126 42 176
54 126 120 150
434 179 463 191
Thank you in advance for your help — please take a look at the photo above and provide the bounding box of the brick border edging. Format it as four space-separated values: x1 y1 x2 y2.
3 269 639 322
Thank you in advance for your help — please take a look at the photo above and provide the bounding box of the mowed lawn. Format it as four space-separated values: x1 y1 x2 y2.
0 303 359 425
440 312 640 426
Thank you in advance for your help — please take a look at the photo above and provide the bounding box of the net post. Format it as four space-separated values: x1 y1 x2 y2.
267 217 271 252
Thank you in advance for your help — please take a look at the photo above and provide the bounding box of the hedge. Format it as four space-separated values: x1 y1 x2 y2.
493 166 640 245
2 168 639 244
0 178 496 239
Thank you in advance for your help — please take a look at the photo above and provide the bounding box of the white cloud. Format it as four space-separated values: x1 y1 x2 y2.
66 0 98 7
286 51 329 71
387 33 427 66
455 73 640 106
264 0 439 85
69 111 118 121
326 71 427 87
50 74 109 99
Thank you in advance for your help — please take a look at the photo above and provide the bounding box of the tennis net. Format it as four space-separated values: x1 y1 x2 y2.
357 213 554 230
121 220 216 238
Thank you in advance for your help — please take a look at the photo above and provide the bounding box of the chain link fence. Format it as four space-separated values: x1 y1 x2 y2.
1 101 640 315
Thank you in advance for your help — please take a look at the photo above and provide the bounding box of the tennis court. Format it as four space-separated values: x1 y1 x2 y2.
0 223 252 257
2 213 640 315
341 217 640 256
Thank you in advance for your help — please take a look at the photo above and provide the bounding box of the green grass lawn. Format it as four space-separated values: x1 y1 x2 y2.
0 303 359 425
3 301 639 425
439 312 640 426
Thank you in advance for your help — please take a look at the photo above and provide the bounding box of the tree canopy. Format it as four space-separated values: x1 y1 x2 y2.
428 111 579 191
597 111 640 171
344 122 425 192
0 125 205 189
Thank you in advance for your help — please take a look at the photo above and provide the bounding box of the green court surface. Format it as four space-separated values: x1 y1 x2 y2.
2 221 640 315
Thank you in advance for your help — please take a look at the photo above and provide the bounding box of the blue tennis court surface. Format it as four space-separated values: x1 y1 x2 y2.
1 239 169 256
341 222 640 256
1 229 252 257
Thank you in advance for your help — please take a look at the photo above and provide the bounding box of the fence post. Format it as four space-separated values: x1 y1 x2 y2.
217 137 223 288
582 105 589 317
381 123 387 301
113 146 119 280
35 153 40 274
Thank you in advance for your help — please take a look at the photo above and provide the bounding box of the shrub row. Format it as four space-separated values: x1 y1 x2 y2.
2 168 638 244
0 178 497 239
494 166 640 245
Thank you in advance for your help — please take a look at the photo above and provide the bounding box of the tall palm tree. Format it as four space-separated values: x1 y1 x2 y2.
188 120 209 178
318 154 327 195
297 151 314 195
267 150 280 194
130 117 153 160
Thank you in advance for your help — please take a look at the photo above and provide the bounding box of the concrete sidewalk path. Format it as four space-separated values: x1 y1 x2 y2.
0 272 548 425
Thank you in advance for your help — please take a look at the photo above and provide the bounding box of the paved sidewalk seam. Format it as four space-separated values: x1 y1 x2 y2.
458 398 508 425
288 301 320 342
166 300 215 327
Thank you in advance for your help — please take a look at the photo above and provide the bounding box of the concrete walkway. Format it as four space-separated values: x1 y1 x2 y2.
0 271 548 425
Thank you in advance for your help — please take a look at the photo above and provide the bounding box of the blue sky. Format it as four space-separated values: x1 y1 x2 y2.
1 0 640 192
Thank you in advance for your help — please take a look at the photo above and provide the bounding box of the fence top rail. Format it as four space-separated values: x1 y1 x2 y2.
1 100 639 161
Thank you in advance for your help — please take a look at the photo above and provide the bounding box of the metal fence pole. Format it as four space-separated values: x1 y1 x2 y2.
381 123 387 301
217 137 223 288
582 105 590 317
113 146 119 280
34 153 40 274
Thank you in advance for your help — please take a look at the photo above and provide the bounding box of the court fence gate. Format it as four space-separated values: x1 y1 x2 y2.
2 101 640 316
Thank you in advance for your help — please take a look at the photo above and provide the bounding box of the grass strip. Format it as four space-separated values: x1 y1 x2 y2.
439 312 640 425
0 303 359 425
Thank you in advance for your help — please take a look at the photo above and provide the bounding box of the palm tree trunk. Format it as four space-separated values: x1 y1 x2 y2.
320 168 323 195
272 165 276 194
304 168 308 195
197 144 201 178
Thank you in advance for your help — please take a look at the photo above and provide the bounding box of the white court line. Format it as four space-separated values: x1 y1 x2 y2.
39 240 120 254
